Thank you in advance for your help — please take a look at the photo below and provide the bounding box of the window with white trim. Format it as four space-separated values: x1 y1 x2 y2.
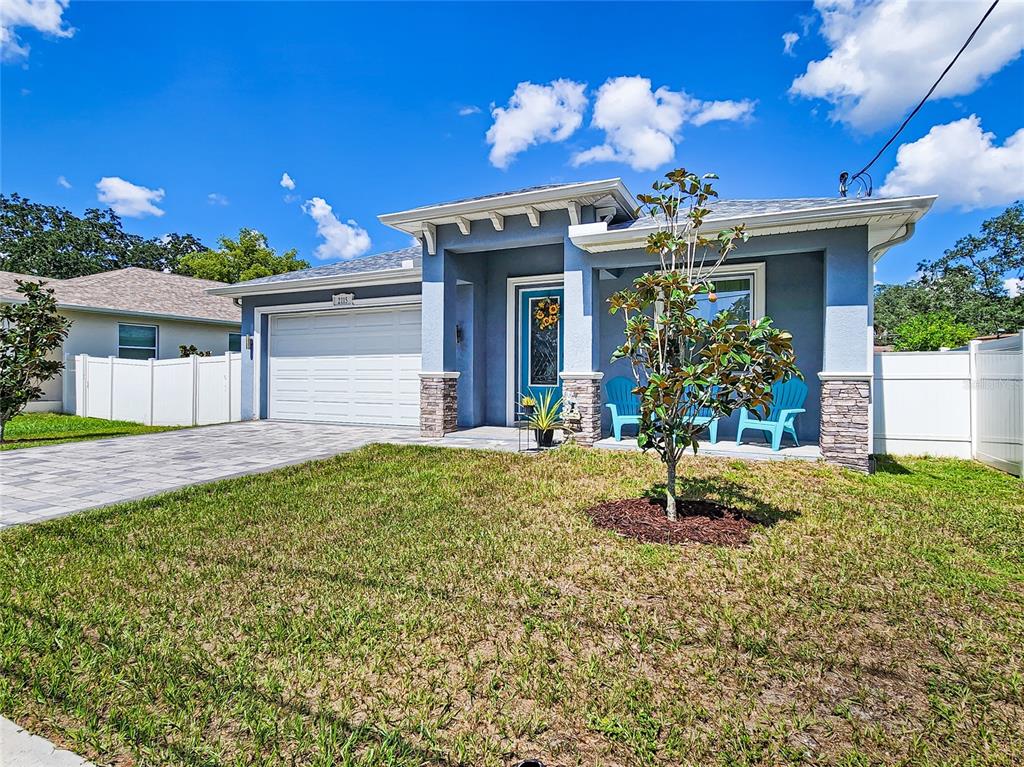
695 275 754 324
655 262 765 325
228 332 242 353
118 323 158 360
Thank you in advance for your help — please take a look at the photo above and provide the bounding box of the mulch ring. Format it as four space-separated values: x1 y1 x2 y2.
585 497 758 547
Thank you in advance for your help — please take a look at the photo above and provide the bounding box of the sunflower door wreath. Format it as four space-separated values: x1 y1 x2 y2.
533 297 561 331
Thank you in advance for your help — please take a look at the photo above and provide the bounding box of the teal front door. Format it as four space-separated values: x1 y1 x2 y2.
518 286 564 407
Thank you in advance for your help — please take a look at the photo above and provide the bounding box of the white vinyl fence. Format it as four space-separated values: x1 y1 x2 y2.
73 353 242 427
873 331 1024 475
973 333 1023 475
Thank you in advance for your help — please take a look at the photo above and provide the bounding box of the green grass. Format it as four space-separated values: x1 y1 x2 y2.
0 412 179 450
0 446 1021 766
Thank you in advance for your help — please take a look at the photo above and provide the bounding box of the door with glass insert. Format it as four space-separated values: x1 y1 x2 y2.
518 286 564 410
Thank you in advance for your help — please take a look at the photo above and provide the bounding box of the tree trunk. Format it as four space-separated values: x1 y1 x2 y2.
665 455 678 521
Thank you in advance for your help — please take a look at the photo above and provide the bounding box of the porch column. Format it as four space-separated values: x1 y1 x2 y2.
819 229 873 472
561 237 603 445
420 243 459 437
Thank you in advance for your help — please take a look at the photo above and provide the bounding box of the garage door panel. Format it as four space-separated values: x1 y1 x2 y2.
268 305 421 426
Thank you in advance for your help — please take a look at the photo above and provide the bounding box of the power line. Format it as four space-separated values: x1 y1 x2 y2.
840 0 1002 197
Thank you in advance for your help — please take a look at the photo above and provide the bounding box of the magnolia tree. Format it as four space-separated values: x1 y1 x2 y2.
609 170 801 520
0 281 70 442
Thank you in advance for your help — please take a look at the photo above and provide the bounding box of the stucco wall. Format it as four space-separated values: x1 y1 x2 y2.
43 309 240 413
595 252 825 442
240 282 422 420
62 309 238 359
476 244 564 425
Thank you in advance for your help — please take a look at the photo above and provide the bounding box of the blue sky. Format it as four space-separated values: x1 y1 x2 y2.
2 1 1023 285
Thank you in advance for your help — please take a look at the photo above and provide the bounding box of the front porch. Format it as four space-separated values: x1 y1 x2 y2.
442 426 822 462
418 229 842 461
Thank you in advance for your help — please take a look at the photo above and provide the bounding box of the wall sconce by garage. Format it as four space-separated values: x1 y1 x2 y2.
455 323 464 344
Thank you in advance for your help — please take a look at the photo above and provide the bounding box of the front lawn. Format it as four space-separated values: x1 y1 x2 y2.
0 446 1021 766
0 412 179 450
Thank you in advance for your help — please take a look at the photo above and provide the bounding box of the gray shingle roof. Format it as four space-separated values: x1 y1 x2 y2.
394 180 618 214
233 245 422 286
223 195 900 290
611 197 887 231
0 267 240 323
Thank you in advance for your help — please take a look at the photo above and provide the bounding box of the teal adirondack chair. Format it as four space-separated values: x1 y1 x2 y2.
686 389 721 444
605 376 640 441
604 376 719 443
735 378 808 451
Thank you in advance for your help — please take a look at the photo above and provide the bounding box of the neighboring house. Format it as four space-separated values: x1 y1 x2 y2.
209 179 935 472
0 267 241 413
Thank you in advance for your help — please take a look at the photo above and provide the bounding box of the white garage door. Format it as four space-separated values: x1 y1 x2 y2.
268 305 421 426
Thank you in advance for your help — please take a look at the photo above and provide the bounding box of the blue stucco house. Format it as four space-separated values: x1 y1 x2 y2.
209 179 935 471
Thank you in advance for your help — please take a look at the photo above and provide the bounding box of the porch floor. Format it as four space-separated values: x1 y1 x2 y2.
444 426 821 462
594 434 822 461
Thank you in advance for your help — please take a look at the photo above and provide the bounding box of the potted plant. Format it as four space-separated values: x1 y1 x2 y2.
520 394 536 418
527 389 562 448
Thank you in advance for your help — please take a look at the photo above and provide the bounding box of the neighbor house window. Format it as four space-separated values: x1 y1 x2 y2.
118 323 158 360
228 332 242 352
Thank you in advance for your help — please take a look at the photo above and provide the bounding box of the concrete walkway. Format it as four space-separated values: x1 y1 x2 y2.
0 421 526 528
0 717 92 767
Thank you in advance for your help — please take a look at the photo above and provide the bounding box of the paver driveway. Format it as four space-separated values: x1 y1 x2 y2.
0 421 519 528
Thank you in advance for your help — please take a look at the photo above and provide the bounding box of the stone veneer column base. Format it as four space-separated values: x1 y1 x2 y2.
560 372 604 446
819 374 872 473
419 372 459 437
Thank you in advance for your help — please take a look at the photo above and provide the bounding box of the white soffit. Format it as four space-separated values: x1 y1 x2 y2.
567 196 937 254
378 178 637 237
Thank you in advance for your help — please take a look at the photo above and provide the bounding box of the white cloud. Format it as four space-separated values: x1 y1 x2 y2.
458 105 481 116
279 172 295 190
791 0 1024 131
572 76 755 172
207 192 229 206
879 116 1024 211
486 79 587 169
95 176 165 218
782 31 800 56
690 99 757 127
56 175 71 189
408 235 421 249
1005 278 1022 298
1 0 74 62
302 197 371 261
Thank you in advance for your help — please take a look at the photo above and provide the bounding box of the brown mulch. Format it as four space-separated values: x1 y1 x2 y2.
585 497 758 547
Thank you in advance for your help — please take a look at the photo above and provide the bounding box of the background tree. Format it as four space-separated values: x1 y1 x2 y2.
129 233 207 274
175 228 309 283
0 281 71 441
890 312 976 351
875 202 1024 343
609 170 801 520
919 201 1023 298
0 194 204 278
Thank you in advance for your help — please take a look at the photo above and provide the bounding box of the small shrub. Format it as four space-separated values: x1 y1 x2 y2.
892 312 976 351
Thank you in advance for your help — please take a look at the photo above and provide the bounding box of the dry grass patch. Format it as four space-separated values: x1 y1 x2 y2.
0 445 1021 766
